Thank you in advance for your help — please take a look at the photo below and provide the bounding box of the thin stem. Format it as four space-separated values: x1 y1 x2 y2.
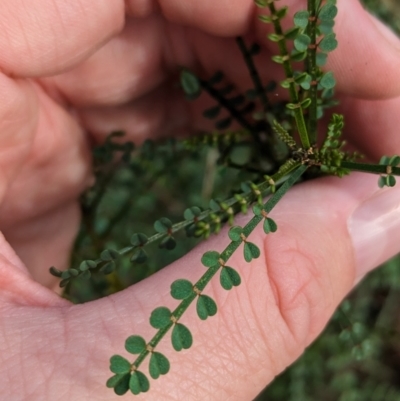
341 161 400 176
306 0 318 145
268 2 311 149
235 37 271 112
130 163 308 370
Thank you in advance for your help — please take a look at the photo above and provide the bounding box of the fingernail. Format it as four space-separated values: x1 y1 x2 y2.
365 11 400 51
348 186 400 282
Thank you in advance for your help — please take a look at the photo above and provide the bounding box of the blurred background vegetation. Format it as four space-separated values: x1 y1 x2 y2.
64 0 400 399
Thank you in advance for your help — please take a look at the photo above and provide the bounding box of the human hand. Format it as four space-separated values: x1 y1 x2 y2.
1 0 400 400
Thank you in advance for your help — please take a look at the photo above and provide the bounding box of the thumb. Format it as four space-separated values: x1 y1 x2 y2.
98 173 400 400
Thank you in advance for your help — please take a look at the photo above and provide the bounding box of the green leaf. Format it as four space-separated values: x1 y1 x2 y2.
319 33 338 52
201 251 220 268
130 248 148 264
209 199 221 212
252 204 264 216
81 270 91 280
263 218 278 234
110 355 131 374
196 295 218 320
107 373 128 389
170 279 193 300
129 371 150 395
268 33 284 42
159 236 176 250
99 261 115 275
171 323 193 351
244 242 261 263
301 98 312 108
130 233 148 247
316 52 328 67
220 267 241 290
319 19 335 34
154 217 172 234
379 156 391 165
113 373 131 395
228 226 243 242
59 279 69 288
389 155 400 166
378 176 386 188
149 352 170 379
79 260 97 271
294 34 311 52
125 336 146 354
320 71 336 89
387 175 396 187
271 55 285 64
258 14 273 23
215 117 232 130
293 10 310 28
254 0 267 7
290 50 307 62
68 269 79 277
49 266 62 277
319 4 338 21
184 206 202 220
284 27 301 40
180 69 201 99
150 307 171 329
203 105 221 119
101 249 119 261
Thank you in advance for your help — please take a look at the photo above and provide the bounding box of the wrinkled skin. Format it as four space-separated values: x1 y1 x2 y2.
1 1 400 400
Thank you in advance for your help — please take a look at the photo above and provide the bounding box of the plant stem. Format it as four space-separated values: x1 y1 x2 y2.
268 2 311 149
131 163 308 370
341 161 400 176
306 0 318 145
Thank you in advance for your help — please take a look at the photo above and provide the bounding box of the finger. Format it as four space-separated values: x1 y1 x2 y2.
0 0 124 76
339 95 400 161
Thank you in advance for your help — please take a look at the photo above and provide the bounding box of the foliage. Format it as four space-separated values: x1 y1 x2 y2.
48 0 400 398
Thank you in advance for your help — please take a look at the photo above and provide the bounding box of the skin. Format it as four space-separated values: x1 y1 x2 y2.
1 0 400 399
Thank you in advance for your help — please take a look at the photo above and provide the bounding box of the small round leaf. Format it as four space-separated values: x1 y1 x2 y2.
159 236 176 250
293 10 310 28
184 206 202 220
170 279 193 300
319 33 338 52
113 373 130 395
320 71 336 89
180 69 201 99
130 233 148 247
228 226 243 242
196 295 218 320
125 336 146 354
110 355 131 374
99 261 115 275
243 242 261 263
154 218 172 234
319 4 338 21
263 218 278 234
150 307 172 329
294 34 311 52
201 251 220 268
130 248 148 264
171 323 193 351
220 267 241 290
149 352 170 379
129 371 150 395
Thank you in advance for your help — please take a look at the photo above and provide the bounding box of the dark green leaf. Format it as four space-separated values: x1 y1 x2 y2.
130 233 148 247
209 199 221 212
319 19 335 34
319 33 338 52
113 374 130 395
59 279 69 288
81 270 91 280
290 50 307 62
184 206 202 220
220 267 241 290
263 218 278 234
149 352 170 379
129 371 150 395
203 105 221 119
294 33 311 52
196 295 218 320
49 266 62 277
99 261 115 275
171 323 193 351
79 260 96 271
125 335 146 354
130 248 148 264
150 307 171 329
379 156 390 165
244 242 261 263
61 270 71 279
180 69 201 99
107 373 128 389
159 236 176 250
154 217 172 234
101 249 119 261
170 279 193 300
215 117 232 130
301 98 312 108
320 71 336 89
319 4 338 21
110 355 131 374
389 155 400 166
387 175 396 187
284 27 301 40
228 226 243 242
316 52 328 67
293 10 310 28
201 251 220 268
